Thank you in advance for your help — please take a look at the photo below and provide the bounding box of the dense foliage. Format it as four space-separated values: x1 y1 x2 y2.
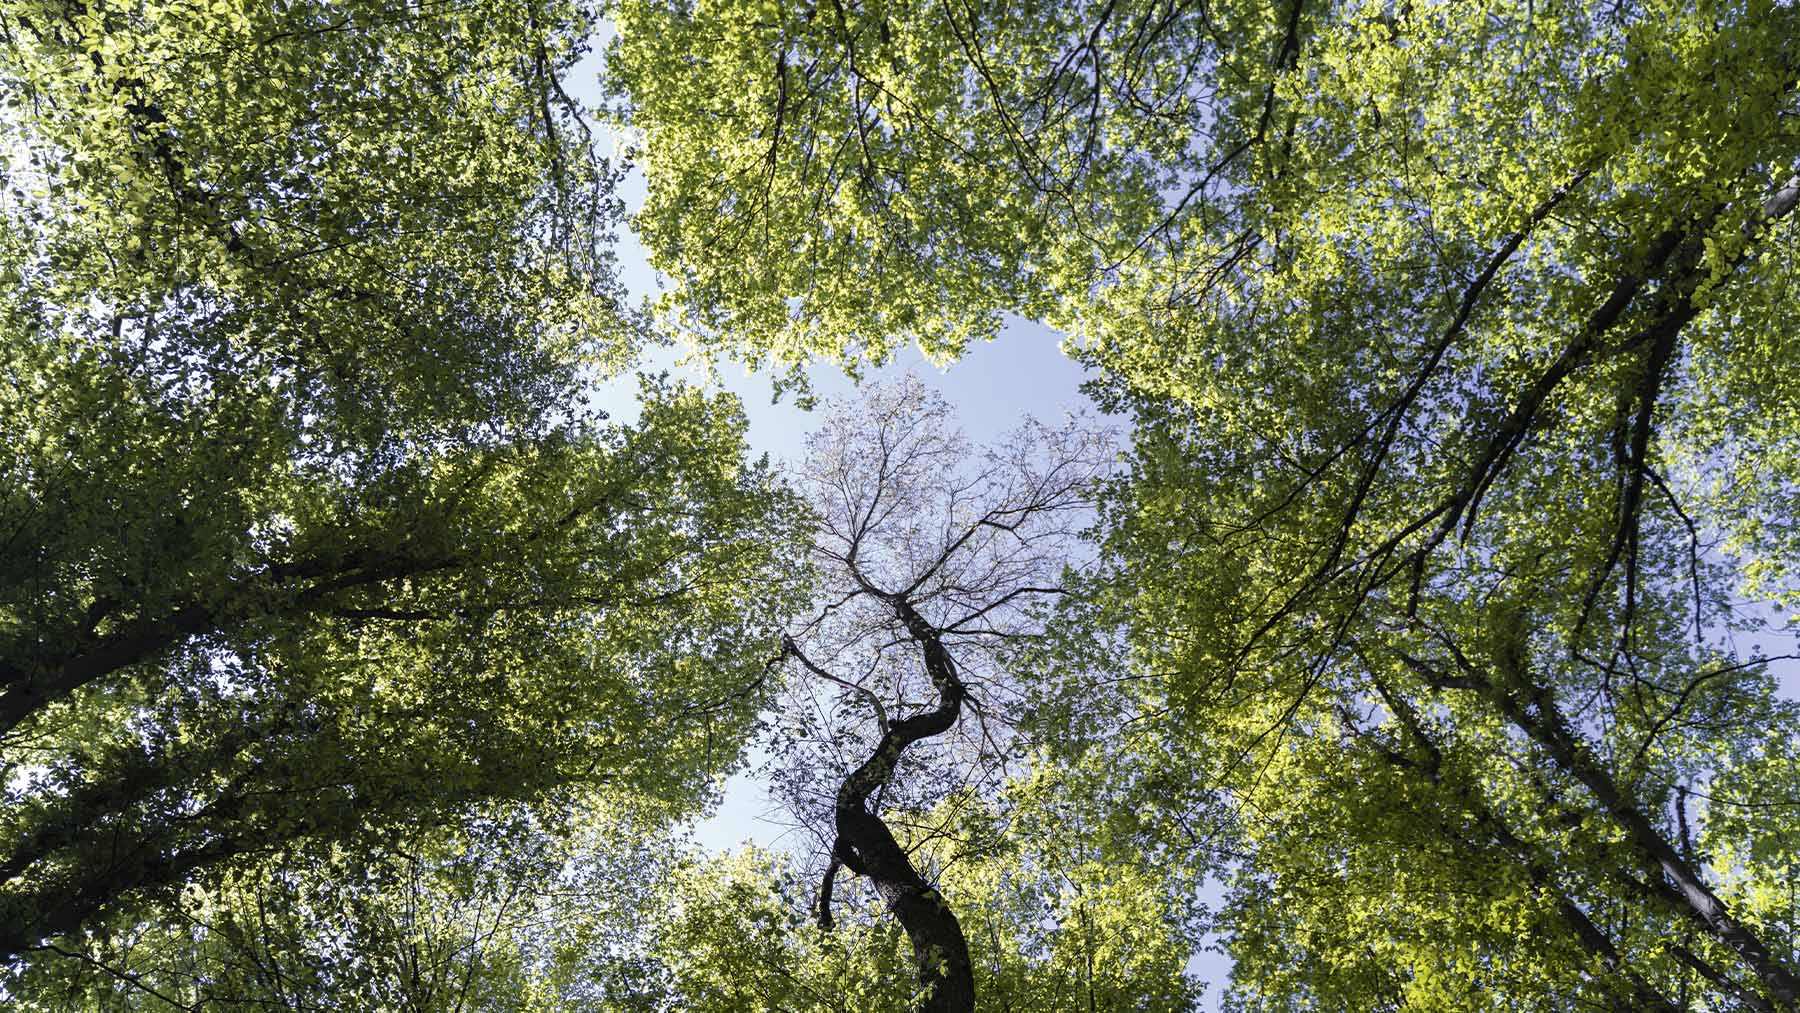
609 0 1800 1008
8 0 1800 1009
654 787 1200 1013
0 0 806 994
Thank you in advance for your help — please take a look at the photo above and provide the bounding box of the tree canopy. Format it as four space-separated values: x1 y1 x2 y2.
8 0 1800 1009
607 0 1800 1008
0 0 806 985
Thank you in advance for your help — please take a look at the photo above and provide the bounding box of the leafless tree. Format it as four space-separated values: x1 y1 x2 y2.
769 376 1114 1013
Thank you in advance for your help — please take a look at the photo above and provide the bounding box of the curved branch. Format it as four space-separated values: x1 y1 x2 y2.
823 592 976 1013
786 635 889 731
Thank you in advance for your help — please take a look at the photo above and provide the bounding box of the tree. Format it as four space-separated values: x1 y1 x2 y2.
770 378 1112 1011
607 1 1800 1007
603 0 1194 368
0 0 808 968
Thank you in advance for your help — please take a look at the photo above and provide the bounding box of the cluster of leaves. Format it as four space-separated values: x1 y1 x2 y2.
5 805 682 1011
603 0 1219 367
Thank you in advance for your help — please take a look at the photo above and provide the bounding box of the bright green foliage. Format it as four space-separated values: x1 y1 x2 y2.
24 779 1204 1012
0 0 809 967
603 0 1197 367
611 0 1800 1007
0 375 806 958
4 804 684 1011
652 784 1202 1013
654 848 920 1011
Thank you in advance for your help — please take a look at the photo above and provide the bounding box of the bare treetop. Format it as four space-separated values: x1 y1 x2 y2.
796 376 1112 684
769 376 1116 1013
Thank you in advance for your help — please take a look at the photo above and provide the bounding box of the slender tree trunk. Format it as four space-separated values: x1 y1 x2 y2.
815 594 976 1013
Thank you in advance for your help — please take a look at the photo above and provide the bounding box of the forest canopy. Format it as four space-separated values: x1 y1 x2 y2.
5 0 1800 1010
0 0 806 997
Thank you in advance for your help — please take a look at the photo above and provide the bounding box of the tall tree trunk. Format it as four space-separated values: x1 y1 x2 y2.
814 594 977 1013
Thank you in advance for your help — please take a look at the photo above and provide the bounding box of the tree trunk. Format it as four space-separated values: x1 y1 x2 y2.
815 594 977 1013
